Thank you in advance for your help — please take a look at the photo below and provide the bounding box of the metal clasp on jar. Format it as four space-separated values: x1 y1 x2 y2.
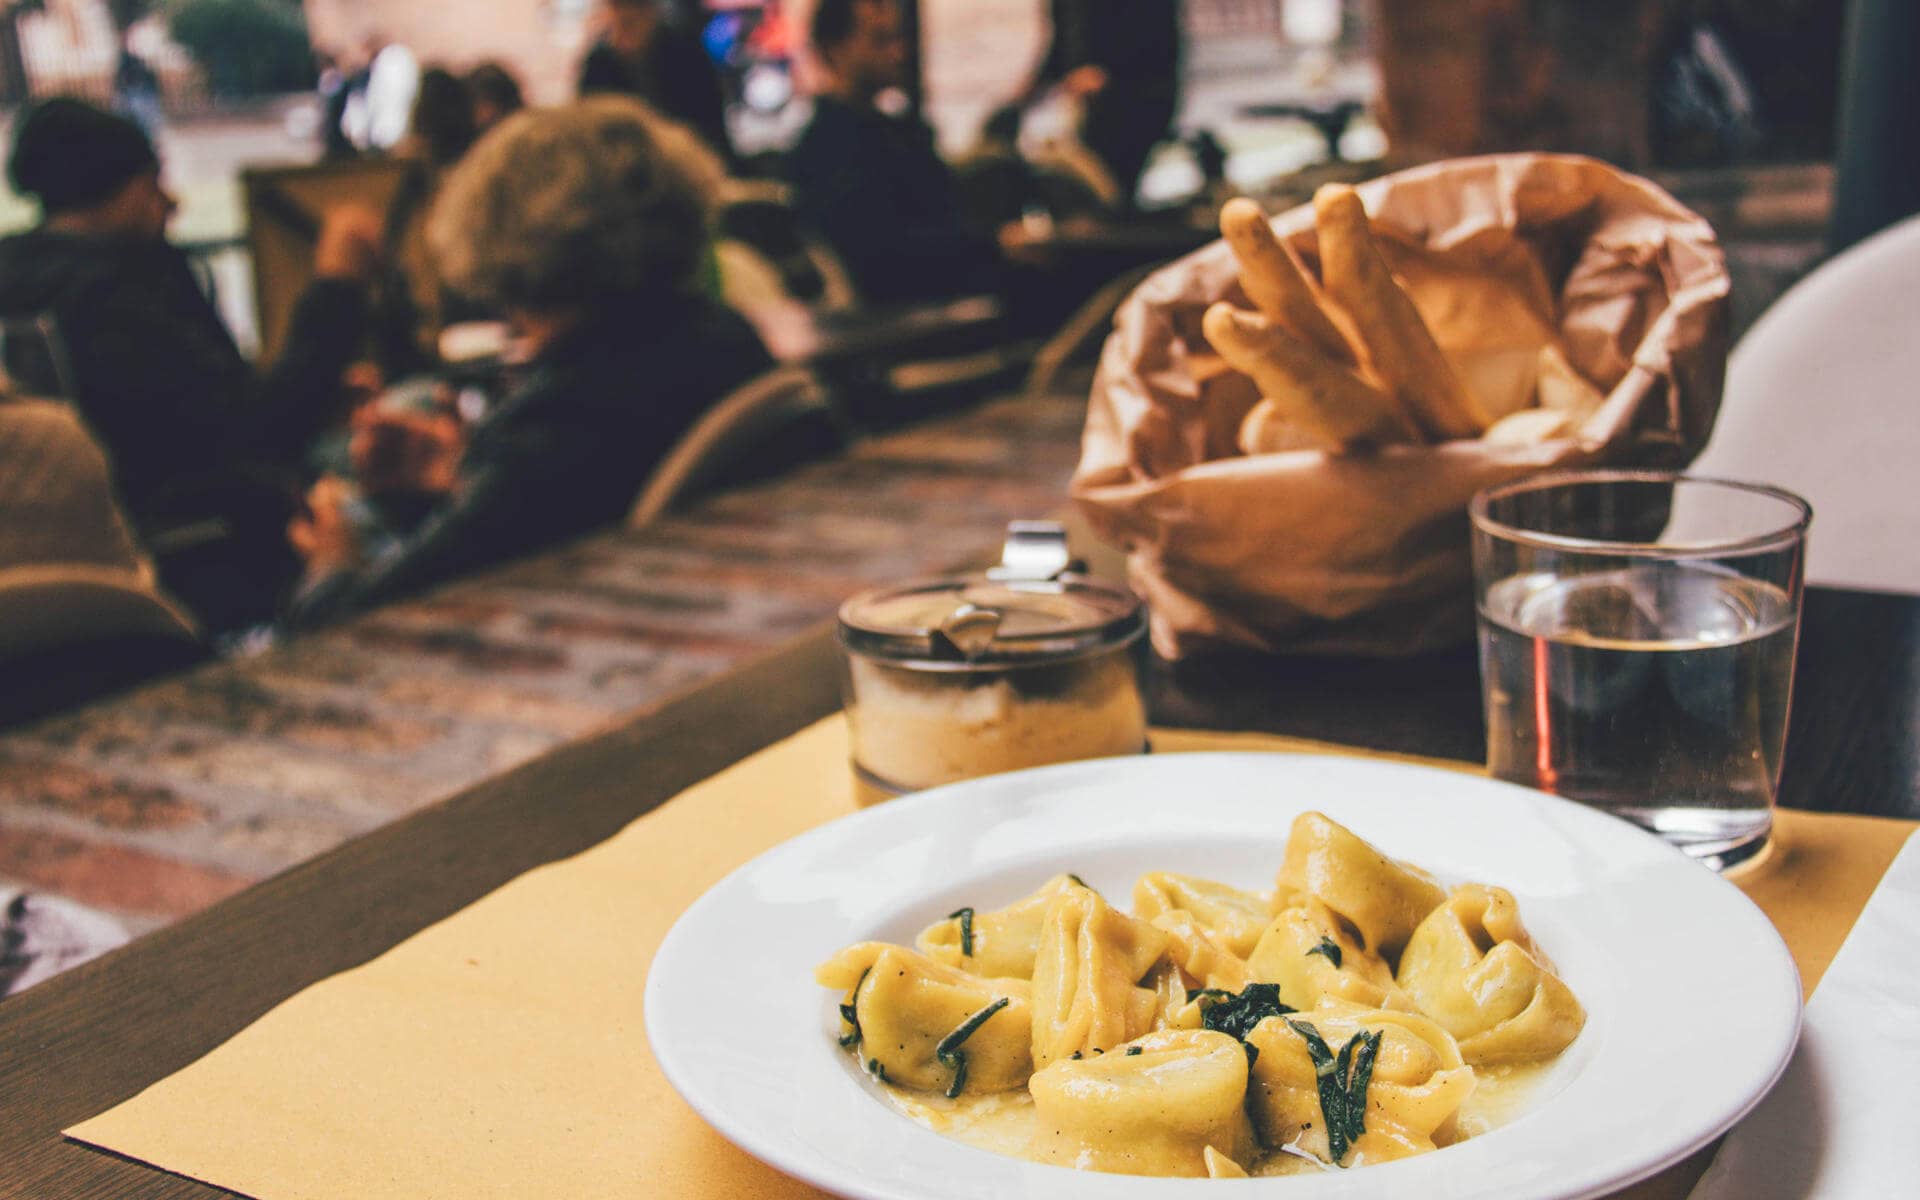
989 520 1077 583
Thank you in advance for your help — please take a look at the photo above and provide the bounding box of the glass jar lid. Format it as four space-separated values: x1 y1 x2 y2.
838 575 1144 669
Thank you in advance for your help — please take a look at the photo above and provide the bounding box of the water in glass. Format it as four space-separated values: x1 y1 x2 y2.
1480 562 1796 867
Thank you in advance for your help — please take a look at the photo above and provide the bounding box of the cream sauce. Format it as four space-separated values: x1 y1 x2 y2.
1450 1059 1556 1139
880 1088 1038 1161
873 1056 1558 1176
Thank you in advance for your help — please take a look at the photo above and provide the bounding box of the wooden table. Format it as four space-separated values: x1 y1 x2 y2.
2 583 1915 1196
1149 585 1920 820
0 388 1091 934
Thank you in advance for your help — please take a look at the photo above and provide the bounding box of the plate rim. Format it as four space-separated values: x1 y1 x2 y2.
645 752 1802 1199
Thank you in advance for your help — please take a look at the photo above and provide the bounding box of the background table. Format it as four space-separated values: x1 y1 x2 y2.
1149 584 1920 819
0 389 1090 936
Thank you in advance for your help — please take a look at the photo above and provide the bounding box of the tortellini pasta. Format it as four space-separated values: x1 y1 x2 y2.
1149 910 1256 994
1396 884 1586 1064
1132 872 1273 958
816 942 1032 1094
1277 811 1446 958
1247 894 1411 1012
1029 1029 1256 1177
1030 885 1169 1068
1245 1006 1476 1165
1203 1146 1248 1178
915 874 1080 980
816 813 1583 1179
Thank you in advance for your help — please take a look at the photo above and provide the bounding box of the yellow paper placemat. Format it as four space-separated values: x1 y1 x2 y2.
67 718 1916 1199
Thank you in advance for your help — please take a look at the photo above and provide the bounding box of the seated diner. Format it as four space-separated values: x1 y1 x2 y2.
0 97 385 631
786 0 1033 305
285 95 770 628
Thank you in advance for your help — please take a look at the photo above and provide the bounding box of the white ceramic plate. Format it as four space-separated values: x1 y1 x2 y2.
646 754 1801 1199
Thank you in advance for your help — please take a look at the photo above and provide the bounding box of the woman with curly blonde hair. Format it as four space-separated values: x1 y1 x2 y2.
287 97 771 626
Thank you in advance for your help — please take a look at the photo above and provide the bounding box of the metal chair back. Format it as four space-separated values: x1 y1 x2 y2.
629 366 845 528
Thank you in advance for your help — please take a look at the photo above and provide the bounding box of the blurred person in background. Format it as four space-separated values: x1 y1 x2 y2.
398 67 479 169
465 61 525 136
285 96 770 627
111 31 163 139
315 48 357 159
789 0 1042 305
1021 0 1182 209
375 67 484 374
578 0 734 162
0 98 385 632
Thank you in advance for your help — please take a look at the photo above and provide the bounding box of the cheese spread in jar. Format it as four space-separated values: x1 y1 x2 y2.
838 572 1147 805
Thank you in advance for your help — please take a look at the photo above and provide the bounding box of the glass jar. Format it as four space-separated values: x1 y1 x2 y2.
837 567 1148 807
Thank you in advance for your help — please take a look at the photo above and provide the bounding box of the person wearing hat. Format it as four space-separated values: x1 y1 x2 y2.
0 98 384 632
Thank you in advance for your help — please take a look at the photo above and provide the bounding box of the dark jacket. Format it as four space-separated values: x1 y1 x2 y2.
578 28 733 162
787 97 999 305
287 293 771 628
1036 0 1183 101
0 230 368 524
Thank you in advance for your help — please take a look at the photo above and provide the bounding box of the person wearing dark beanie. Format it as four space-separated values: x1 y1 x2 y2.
0 97 385 634
8 98 162 216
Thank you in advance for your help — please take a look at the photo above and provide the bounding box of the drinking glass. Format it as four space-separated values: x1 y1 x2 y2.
1470 470 1811 870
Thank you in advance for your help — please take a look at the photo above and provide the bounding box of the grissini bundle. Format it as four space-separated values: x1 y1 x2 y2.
1312 184 1486 442
1214 188 1613 456
1204 303 1421 453
1218 196 1355 366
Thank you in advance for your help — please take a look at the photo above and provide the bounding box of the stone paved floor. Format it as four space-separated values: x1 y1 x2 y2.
0 389 1092 939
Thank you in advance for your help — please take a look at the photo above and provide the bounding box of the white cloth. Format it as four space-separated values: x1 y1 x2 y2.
360 43 424 151
1689 830 1920 1199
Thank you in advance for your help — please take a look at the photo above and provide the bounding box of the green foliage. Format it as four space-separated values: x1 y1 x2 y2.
165 0 311 97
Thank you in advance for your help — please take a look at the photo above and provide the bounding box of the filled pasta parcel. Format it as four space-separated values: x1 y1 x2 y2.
815 810 1584 1178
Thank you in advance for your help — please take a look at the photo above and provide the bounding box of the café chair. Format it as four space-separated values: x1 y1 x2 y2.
711 192 1017 417
1016 114 1124 211
629 366 849 528
1690 212 1920 594
776 265 1025 428
715 188 840 309
1023 263 1158 399
951 128 1114 234
0 400 202 724
883 339 1031 397
800 239 864 315
0 312 77 401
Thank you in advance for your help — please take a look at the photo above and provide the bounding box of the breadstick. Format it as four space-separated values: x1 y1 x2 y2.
1314 185 1483 441
1535 343 1606 419
1237 397 1324 456
1482 406 1578 446
1204 302 1419 454
1218 197 1354 364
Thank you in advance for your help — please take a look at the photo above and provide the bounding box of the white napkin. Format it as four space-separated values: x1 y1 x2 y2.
1689 830 1920 1199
